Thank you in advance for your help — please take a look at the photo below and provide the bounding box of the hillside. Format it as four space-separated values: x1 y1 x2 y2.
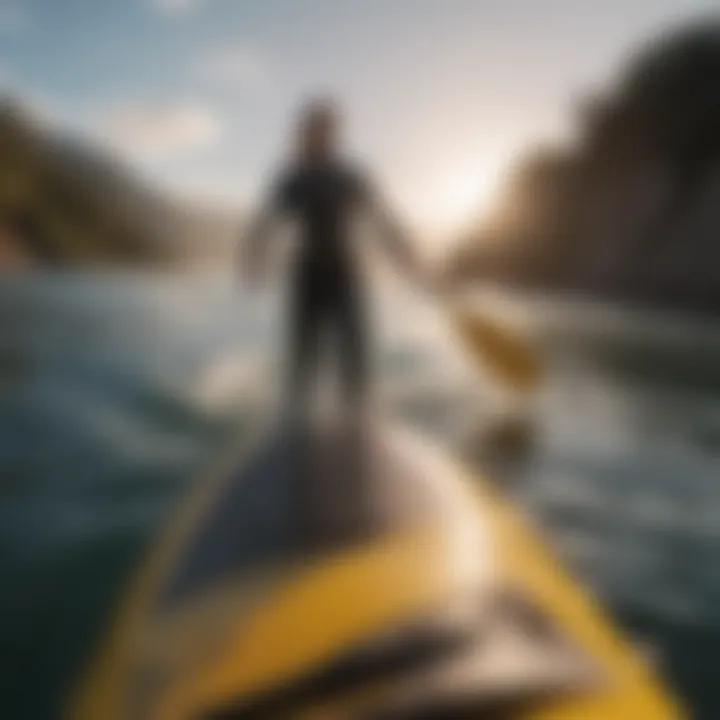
0 98 240 269
448 20 720 313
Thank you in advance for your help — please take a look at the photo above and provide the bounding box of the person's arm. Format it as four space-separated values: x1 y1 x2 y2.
238 202 276 286
368 192 414 268
362 176 426 287
238 170 294 285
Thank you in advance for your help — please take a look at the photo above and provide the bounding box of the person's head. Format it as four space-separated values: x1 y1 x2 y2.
297 98 341 163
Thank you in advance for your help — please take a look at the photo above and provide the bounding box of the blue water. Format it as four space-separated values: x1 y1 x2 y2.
1 273 719 718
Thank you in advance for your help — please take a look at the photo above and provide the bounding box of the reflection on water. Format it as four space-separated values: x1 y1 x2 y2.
1 274 719 718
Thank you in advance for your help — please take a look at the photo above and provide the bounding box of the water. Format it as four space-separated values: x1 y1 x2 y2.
1 273 719 718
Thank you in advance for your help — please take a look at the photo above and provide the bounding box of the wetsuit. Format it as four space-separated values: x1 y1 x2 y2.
271 161 372 406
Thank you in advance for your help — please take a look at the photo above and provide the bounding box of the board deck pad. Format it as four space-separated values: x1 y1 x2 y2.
155 416 461 615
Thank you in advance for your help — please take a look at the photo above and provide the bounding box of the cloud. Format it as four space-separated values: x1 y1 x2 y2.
94 103 224 159
152 0 200 15
198 46 271 91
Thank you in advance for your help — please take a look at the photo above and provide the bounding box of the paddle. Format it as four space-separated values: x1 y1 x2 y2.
449 303 544 394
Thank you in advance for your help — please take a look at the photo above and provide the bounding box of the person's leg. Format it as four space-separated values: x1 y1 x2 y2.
328 274 372 533
287 269 324 413
335 274 369 409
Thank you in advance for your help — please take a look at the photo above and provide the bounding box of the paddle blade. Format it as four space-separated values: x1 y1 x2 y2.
454 310 543 393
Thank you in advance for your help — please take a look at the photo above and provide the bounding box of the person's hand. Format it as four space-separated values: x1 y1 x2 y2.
240 263 264 291
413 256 449 300
237 242 265 290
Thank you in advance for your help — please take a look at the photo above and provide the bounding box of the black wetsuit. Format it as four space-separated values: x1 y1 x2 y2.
273 161 371 406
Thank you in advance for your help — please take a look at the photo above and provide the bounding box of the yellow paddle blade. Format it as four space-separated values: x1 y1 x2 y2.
453 309 543 393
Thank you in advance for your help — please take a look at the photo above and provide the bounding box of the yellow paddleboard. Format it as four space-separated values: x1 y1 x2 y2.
68 418 683 719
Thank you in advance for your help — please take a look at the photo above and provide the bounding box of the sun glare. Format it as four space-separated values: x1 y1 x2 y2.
408 157 507 244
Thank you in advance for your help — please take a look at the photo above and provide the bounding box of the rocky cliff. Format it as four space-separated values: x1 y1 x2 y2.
448 20 720 313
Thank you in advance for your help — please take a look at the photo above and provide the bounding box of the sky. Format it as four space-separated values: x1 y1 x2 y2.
0 0 717 242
